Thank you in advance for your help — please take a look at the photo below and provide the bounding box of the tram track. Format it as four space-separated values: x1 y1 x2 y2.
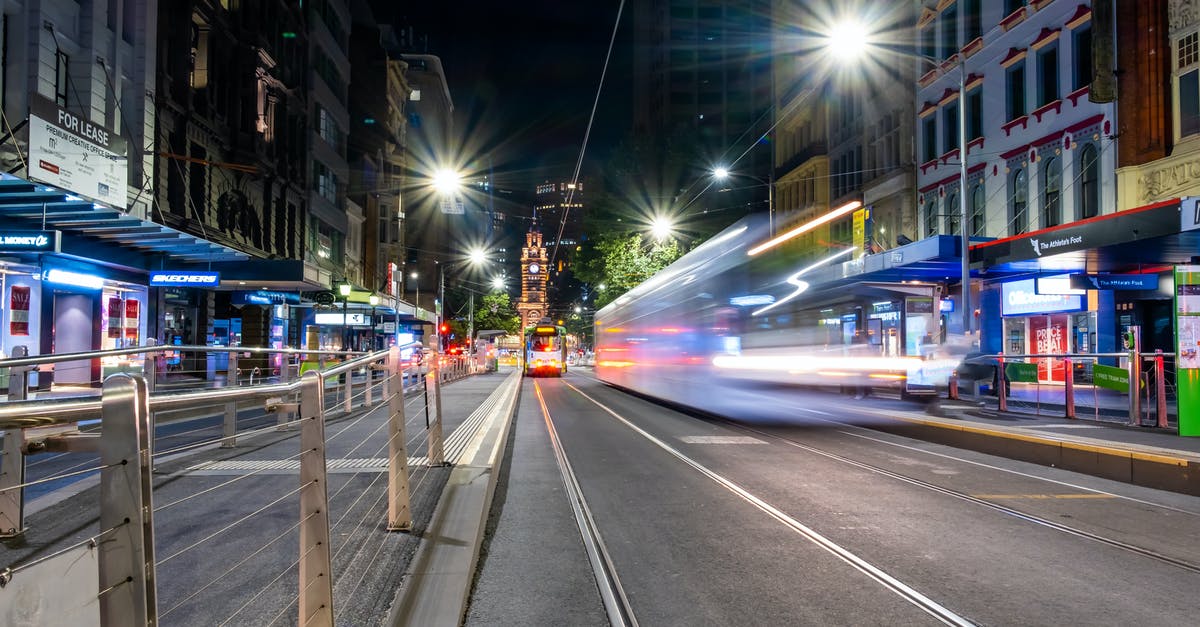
568 370 1200 577
554 377 976 626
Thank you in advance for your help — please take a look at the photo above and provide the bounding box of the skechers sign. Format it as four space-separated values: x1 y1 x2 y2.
1001 278 1083 316
0 230 59 252
149 271 221 287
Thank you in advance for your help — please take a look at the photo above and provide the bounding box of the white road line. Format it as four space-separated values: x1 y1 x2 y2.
563 381 974 627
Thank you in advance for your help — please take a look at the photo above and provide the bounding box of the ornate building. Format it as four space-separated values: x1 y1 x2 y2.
517 229 549 328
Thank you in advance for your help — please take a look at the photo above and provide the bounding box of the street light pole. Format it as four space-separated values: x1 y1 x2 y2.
957 59 972 338
339 282 351 351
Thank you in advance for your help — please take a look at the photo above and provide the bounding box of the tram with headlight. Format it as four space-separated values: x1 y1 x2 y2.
523 319 568 377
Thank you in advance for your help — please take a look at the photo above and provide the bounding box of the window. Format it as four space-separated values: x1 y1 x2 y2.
920 28 936 71
943 104 959 155
941 4 958 59
971 184 986 236
1078 144 1100 219
1010 169 1028 235
964 0 982 43
967 89 982 141
946 191 960 235
922 117 937 162
925 200 938 237
1073 26 1093 91
1004 0 1024 16
1038 44 1059 106
1042 156 1062 227
54 50 70 106
1007 61 1026 119
1177 32 1200 138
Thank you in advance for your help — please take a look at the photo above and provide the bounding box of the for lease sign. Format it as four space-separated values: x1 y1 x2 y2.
28 94 127 207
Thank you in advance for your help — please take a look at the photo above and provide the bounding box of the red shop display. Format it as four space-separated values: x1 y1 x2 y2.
9 286 29 336
1030 314 1069 382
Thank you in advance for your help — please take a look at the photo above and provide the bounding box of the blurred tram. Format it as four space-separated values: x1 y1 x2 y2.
593 214 963 407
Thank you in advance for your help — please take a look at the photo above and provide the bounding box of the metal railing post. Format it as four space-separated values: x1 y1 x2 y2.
365 363 375 407
1128 328 1142 426
1155 350 1168 428
427 355 445 466
997 353 1008 413
143 338 158 394
298 371 334 625
386 347 412 531
343 364 353 415
1063 357 1075 419
227 350 239 388
1 345 29 537
98 374 158 627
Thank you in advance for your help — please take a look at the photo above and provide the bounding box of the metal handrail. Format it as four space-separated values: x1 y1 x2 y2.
0 348 399 430
968 351 1176 362
0 344 368 369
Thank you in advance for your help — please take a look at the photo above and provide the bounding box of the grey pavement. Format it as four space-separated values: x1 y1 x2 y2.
464 379 607 626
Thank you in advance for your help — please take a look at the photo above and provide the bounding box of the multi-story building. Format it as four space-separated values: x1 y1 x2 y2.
632 0 773 229
534 179 586 303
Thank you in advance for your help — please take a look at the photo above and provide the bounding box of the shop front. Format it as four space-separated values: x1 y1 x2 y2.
997 277 1086 383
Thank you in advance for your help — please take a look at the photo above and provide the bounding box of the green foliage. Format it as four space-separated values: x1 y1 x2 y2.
584 233 683 309
472 292 521 335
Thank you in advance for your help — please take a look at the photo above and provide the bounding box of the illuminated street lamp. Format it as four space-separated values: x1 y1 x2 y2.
409 271 419 315
491 276 505 290
650 215 675 241
713 166 775 236
827 20 973 337
431 168 463 195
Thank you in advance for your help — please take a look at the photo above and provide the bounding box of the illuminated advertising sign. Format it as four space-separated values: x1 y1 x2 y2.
0 230 59 253
314 312 368 326
43 268 105 289
149 271 220 287
1001 278 1083 316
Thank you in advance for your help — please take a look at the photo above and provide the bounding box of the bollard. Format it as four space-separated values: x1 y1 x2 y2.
0 345 30 537
297 371 334 626
998 353 1008 413
1155 350 1168 428
386 346 413 531
98 374 158 627
947 370 959 400
1063 357 1075 419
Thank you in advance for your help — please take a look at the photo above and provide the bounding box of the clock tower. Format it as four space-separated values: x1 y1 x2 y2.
517 228 549 328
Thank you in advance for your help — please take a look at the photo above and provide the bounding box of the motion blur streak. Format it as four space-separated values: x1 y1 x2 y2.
712 353 960 375
751 247 856 316
746 200 862 256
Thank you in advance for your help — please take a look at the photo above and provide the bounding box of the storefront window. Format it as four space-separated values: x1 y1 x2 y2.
1009 168 1027 235
1041 156 1062 227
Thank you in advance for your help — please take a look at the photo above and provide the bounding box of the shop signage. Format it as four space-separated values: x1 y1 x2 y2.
1005 361 1039 383
42 268 104 289
1093 364 1130 394
28 94 127 207
1001 278 1083 316
314 291 336 306
1183 197 1200 231
232 290 301 306
1068 273 1160 291
106 297 124 338
1035 274 1085 295
149 271 220 287
939 298 954 313
0 230 59 252
382 322 396 334
314 312 368 326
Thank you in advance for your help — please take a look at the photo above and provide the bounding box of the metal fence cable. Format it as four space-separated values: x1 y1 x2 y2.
156 481 309 565
159 516 306 619
153 449 306 512
216 516 317 627
3 523 123 575
0 462 121 494
263 542 325 627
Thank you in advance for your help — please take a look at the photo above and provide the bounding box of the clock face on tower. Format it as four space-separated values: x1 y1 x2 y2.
528 263 540 274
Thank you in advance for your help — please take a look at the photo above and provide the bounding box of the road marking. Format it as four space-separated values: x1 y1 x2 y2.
679 435 767 445
564 381 975 627
1022 424 1106 429
972 494 1117 500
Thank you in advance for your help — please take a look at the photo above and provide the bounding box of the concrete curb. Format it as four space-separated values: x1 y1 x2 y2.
867 408 1200 496
387 369 523 626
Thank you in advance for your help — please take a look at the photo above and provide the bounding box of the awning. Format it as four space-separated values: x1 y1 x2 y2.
969 198 1199 276
0 176 249 269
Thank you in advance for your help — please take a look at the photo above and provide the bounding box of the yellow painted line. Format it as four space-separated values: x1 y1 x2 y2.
874 411 1194 468
972 494 1117 500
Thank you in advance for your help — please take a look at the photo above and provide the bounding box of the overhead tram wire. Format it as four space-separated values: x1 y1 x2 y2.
548 0 626 270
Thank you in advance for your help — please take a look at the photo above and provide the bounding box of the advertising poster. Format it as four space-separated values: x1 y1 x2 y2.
9 285 30 335
27 94 127 207
1176 266 1200 436
106 297 124 338
125 299 140 341
1029 314 1068 382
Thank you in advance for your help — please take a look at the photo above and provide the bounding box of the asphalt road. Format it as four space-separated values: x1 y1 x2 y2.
468 369 1200 625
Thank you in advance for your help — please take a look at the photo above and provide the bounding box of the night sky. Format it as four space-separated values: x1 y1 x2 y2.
371 1 633 194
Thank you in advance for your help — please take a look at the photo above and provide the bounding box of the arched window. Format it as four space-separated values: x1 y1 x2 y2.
945 191 960 235
925 199 938 237
971 184 986 236
1079 144 1099 219
1042 157 1062 227
1010 169 1027 235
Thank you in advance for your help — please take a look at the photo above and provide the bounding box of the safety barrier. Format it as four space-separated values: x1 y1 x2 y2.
957 350 1175 428
0 341 464 626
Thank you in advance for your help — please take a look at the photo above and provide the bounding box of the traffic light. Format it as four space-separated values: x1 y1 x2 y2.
440 323 449 334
